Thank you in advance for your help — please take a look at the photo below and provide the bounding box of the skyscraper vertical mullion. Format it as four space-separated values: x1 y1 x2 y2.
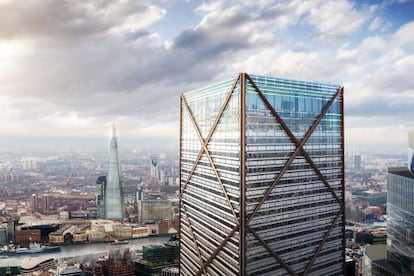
240 72 247 276
340 91 346 275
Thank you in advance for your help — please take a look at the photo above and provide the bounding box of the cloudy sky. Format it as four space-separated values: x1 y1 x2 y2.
0 0 413 152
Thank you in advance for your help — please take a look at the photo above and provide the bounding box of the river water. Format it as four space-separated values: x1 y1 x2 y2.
4 235 170 265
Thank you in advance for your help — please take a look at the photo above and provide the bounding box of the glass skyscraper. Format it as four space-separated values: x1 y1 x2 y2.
408 131 414 175
179 73 345 275
105 124 124 220
387 168 414 276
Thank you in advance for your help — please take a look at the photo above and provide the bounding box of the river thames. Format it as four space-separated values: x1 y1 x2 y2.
2 235 170 265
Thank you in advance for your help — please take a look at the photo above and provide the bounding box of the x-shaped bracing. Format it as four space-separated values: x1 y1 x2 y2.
181 76 241 275
180 73 344 275
245 74 344 276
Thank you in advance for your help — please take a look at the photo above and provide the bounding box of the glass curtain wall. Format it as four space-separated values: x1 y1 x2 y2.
387 170 414 276
180 73 344 275
245 75 344 275
180 77 241 275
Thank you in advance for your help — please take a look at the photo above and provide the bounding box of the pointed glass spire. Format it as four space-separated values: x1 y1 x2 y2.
105 123 124 220
112 122 116 138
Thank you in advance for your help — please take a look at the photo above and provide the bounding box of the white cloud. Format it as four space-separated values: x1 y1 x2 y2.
346 125 409 150
307 0 371 39
368 16 392 32
359 36 388 53
0 0 412 152
0 1 167 40
110 3 167 33
393 21 414 48
196 0 225 13
277 51 319 75
389 0 412 3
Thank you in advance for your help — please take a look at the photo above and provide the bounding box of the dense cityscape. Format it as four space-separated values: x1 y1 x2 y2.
0 130 412 275
0 75 412 276
0 127 180 275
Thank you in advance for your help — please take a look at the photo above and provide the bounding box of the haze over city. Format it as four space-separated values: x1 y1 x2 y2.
0 0 413 152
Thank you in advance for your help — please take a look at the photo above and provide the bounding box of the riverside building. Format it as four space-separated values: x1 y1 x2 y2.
179 73 345 275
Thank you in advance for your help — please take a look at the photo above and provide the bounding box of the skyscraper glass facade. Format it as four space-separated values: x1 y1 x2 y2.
96 175 106 219
105 125 124 220
408 132 414 175
387 168 414 276
180 73 344 275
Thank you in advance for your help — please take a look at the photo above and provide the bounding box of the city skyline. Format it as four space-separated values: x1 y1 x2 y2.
0 0 413 152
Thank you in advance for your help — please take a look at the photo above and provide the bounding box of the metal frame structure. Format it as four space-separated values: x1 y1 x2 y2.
180 73 345 275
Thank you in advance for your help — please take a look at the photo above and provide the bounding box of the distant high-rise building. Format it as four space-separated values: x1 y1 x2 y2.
354 154 361 170
105 124 124 220
135 182 172 224
408 131 414 175
96 175 106 219
141 200 172 224
31 194 50 215
387 167 414 275
41 194 50 214
22 158 37 170
107 248 135 276
136 181 143 223
31 194 37 213
180 73 345 275
150 156 159 180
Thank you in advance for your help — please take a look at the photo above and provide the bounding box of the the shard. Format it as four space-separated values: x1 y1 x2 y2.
105 123 124 220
